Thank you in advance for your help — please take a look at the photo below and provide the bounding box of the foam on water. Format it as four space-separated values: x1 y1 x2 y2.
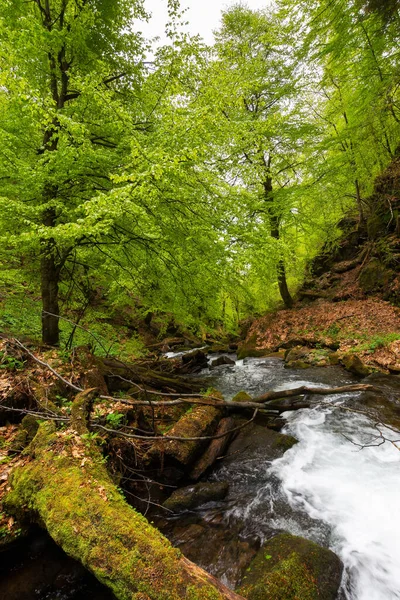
273 406 400 600
192 356 400 597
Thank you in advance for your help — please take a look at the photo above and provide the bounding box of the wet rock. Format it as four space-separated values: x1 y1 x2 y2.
223 420 297 465
210 355 236 368
163 481 229 512
237 533 343 600
360 373 400 428
232 391 252 403
179 350 209 374
165 520 259 589
285 346 339 369
265 417 286 431
272 433 298 452
341 352 370 377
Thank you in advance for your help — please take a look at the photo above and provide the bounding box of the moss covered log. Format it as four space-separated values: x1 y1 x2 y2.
4 390 244 600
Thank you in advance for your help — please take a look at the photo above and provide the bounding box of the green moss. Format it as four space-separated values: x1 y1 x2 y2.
240 552 319 600
272 434 298 452
5 422 227 600
359 258 391 293
237 533 343 600
232 391 252 403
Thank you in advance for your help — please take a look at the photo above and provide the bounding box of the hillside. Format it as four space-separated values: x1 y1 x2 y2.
240 157 400 374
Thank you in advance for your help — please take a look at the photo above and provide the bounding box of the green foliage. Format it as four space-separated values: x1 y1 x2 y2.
106 412 125 429
352 332 400 352
0 351 25 371
0 0 398 344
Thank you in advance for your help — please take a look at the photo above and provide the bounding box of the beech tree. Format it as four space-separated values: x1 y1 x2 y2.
0 1 236 343
198 5 312 308
0 0 155 345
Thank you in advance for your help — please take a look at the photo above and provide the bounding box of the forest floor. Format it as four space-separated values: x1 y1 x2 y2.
245 297 400 373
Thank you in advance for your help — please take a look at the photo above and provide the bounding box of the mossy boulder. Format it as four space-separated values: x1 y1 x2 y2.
237 533 343 600
210 356 235 368
232 391 253 403
9 414 40 452
237 335 268 360
223 422 297 465
359 258 391 293
341 353 371 377
163 482 229 512
271 433 298 452
285 346 338 369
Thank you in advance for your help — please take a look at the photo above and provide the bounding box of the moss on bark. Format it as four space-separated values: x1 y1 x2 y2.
4 403 243 600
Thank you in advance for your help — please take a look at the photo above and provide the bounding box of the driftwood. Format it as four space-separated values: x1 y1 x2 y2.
101 356 205 394
253 384 378 404
4 390 244 600
189 417 236 481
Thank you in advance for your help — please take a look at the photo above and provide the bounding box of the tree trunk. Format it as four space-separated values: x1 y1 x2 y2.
276 258 293 309
269 208 293 309
4 390 244 600
41 241 60 346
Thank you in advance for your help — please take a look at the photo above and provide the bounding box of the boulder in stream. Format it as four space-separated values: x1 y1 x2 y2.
237 533 343 600
163 481 229 512
341 352 371 377
210 355 236 368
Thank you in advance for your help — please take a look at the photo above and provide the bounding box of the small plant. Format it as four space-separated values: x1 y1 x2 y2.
0 352 25 371
326 323 341 337
106 412 124 428
81 431 103 444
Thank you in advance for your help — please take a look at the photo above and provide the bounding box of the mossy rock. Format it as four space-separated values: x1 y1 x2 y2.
9 414 40 453
285 347 338 369
237 348 269 360
359 258 391 293
271 434 298 452
163 482 229 512
237 334 269 360
237 533 343 600
232 391 252 403
285 359 311 369
341 353 370 377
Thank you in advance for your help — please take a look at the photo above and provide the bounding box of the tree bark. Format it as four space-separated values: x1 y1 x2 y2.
263 177 293 309
41 240 60 346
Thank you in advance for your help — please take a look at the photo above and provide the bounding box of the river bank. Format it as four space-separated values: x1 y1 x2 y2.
1 343 400 599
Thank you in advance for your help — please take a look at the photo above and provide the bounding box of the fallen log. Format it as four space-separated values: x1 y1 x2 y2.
253 384 379 404
4 389 244 600
189 417 235 481
101 357 204 395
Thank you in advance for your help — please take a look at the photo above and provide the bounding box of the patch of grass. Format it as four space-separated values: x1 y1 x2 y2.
352 332 400 353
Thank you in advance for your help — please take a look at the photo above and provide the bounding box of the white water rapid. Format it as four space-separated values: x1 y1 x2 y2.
202 356 400 599
274 400 400 600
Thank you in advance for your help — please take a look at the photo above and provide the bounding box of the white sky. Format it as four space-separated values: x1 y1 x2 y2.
139 0 272 46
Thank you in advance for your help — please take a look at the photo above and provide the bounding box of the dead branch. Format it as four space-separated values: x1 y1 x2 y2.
254 384 380 404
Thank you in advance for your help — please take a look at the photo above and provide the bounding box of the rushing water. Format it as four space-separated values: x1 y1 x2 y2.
2 354 400 600
200 356 400 600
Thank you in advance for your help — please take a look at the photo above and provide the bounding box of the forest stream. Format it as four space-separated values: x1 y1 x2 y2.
1 355 400 600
